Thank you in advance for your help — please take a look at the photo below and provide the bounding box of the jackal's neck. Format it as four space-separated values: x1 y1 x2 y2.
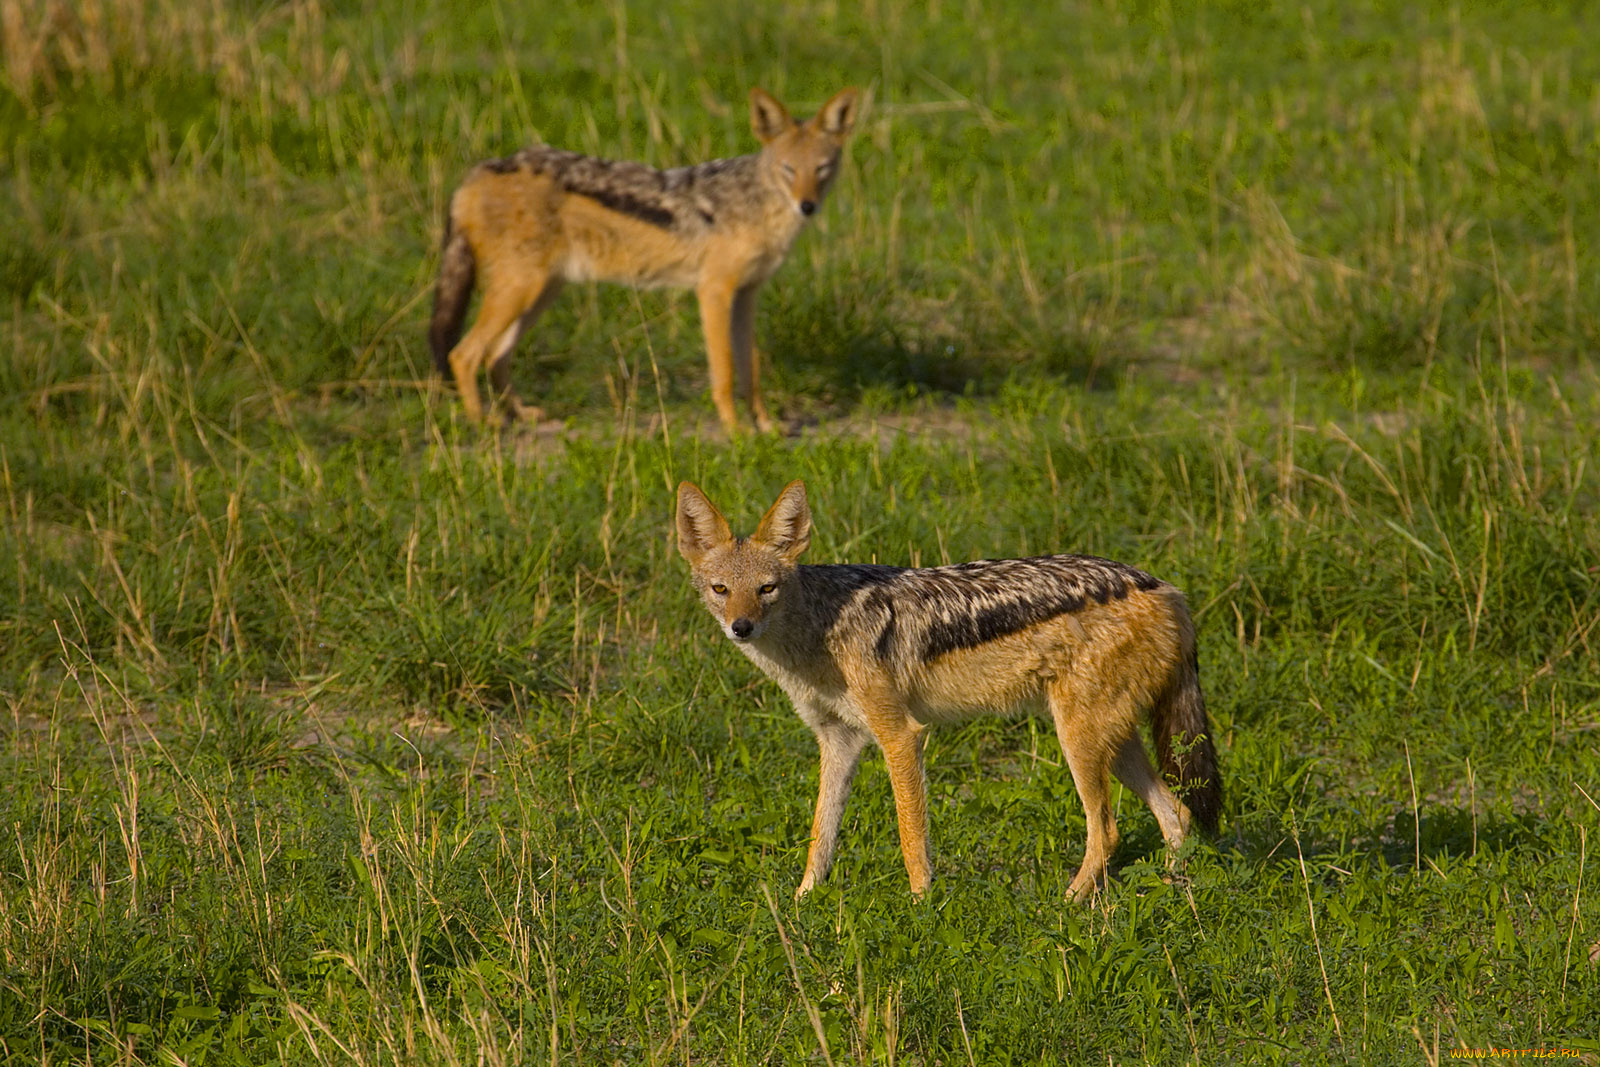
735 155 804 237
734 564 897 699
757 564 902 654
674 151 805 246
797 563 903 610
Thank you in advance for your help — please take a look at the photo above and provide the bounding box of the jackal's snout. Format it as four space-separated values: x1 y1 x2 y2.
717 584 776 642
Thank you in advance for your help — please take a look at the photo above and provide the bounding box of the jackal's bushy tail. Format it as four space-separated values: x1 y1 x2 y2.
428 214 475 377
1152 640 1223 835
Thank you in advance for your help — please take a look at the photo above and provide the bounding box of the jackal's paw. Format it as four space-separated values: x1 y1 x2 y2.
500 399 544 426
1066 870 1106 903
505 396 544 422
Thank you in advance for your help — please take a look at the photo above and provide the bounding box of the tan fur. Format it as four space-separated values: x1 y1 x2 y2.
676 480 1223 901
431 87 861 430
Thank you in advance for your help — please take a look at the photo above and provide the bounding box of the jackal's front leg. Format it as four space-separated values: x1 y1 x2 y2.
730 284 775 433
696 278 742 432
882 725 932 894
857 693 933 895
797 719 870 898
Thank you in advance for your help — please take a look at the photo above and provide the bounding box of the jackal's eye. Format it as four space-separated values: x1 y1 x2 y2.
759 583 777 595
815 163 833 178
779 163 796 178
710 584 728 596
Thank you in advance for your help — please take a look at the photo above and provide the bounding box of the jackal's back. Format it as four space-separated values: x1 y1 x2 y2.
803 554 1168 664
468 147 760 233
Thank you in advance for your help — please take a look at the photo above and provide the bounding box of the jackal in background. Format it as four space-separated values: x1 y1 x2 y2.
676 480 1223 900
429 87 861 431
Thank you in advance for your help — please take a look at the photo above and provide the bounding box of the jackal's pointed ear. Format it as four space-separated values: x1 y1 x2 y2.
815 87 861 138
677 482 733 565
749 88 794 144
753 480 811 563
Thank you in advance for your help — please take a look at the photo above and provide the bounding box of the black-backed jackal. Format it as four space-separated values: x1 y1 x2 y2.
429 87 861 432
676 480 1223 900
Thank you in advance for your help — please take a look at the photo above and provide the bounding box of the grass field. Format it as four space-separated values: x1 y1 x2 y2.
3 0 1599 1062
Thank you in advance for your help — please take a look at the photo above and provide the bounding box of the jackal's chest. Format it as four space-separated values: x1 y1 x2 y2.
737 644 868 730
705 215 806 288
741 626 1059 733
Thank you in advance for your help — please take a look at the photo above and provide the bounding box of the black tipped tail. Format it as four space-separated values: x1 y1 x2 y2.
1154 646 1223 835
428 214 475 378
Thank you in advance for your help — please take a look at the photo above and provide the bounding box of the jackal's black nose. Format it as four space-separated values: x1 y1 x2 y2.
799 200 817 216
730 618 754 639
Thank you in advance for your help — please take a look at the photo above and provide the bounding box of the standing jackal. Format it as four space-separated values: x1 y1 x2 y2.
429 87 861 431
676 480 1223 900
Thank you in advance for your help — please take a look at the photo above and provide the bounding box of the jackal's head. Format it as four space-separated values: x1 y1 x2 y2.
677 480 811 643
749 87 861 218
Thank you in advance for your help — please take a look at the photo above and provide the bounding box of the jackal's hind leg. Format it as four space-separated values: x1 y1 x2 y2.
449 288 530 423
1111 733 1189 854
1060 742 1119 901
1047 684 1126 901
488 278 563 424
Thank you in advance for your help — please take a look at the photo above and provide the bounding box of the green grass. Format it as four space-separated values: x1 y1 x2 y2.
3 0 1598 1062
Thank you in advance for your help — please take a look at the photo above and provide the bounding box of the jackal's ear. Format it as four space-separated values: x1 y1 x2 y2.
677 482 733 564
753 480 811 563
815 87 861 138
749 88 794 144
